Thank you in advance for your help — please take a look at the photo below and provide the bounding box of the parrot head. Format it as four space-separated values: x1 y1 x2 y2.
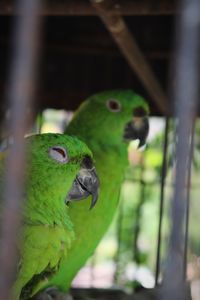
67 89 149 149
25 133 99 215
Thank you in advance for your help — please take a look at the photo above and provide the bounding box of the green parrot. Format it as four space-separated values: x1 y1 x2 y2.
0 133 99 300
43 90 149 298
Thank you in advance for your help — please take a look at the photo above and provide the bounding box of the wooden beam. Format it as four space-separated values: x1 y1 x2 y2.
46 45 170 60
0 38 170 60
90 0 168 114
0 0 176 16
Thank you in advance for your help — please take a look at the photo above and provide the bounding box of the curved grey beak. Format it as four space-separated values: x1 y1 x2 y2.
66 167 99 209
123 116 149 148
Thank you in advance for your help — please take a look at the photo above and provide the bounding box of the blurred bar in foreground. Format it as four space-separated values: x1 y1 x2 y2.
0 0 43 299
162 0 200 299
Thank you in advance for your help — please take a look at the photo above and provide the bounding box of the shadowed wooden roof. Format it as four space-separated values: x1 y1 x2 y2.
0 0 177 116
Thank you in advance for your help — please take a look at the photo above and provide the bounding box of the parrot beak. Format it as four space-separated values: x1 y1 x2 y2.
66 157 99 209
123 107 149 148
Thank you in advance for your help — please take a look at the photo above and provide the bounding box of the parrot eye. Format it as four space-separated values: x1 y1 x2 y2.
49 146 68 163
106 99 121 112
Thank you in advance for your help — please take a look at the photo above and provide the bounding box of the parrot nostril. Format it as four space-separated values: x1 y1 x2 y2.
82 155 93 169
132 107 147 117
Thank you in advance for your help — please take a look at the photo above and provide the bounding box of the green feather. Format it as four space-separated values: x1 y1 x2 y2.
47 89 149 291
0 133 92 300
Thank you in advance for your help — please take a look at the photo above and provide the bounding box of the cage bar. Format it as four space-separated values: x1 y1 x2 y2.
0 1 42 299
183 121 195 280
155 117 169 285
162 0 200 299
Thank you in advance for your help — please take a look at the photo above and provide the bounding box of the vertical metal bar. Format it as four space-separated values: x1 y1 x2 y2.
183 121 195 279
155 117 169 285
132 164 145 291
37 110 43 134
89 245 100 288
133 164 145 263
113 190 124 284
162 0 200 298
0 1 42 300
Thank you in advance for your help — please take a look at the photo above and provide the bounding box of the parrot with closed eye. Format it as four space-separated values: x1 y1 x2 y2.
41 90 149 298
0 133 99 300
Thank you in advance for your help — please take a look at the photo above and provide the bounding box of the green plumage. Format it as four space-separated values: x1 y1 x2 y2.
47 90 149 291
0 133 93 300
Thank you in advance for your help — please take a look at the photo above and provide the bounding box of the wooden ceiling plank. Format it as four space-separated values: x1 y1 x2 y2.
0 0 176 16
